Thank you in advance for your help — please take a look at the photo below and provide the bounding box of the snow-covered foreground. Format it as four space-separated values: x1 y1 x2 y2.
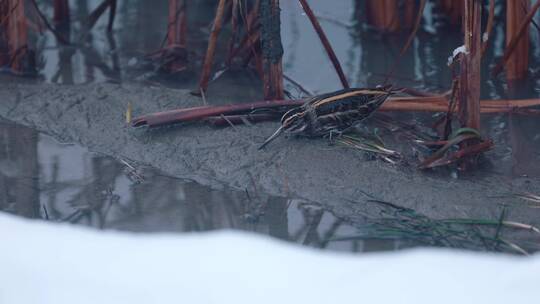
1 212 538 304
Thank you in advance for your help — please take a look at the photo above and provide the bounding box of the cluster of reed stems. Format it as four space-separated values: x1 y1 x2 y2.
3 0 540 169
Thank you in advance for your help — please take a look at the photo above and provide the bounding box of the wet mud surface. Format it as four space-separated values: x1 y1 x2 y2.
1 80 539 243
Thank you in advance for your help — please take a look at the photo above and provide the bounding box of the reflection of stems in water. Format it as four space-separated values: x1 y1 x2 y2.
42 205 49 220
290 205 321 243
45 156 61 219
99 188 119 229
320 218 343 249
51 157 123 228
302 208 323 246
79 42 120 82
265 197 290 240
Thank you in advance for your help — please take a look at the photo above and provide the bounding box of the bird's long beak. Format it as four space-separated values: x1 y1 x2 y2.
258 126 284 150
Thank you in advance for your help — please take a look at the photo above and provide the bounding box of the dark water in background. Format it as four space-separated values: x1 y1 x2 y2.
1 0 540 251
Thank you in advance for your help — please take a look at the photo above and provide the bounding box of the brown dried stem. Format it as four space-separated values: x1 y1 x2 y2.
206 113 280 126
365 0 400 32
385 0 426 84
504 0 529 80
492 0 540 77
53 0 69 26
297 0 349 89
1 0 30 72
167 0 187 47
419 139 494 169
132 96 540 128
260 0 284 100
481 0 495 55
198 0 227 94
459 0 481 131
132 99 301 128
440 0 463 25
226 0 239 65
28 0 69 44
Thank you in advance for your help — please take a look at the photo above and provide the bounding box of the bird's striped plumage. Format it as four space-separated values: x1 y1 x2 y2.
259 87 393 149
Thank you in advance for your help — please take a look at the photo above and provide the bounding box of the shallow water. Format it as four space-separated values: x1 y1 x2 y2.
0 120 401 252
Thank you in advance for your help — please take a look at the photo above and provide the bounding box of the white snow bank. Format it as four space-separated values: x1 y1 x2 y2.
0 212 538 304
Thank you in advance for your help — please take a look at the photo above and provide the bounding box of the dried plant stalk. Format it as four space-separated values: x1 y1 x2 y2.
386 96 540 113
481 0 495 55
226 0 239 65
0 0 30 72
53 0 70 26
385 0 426 83
198 0 227 93
227 0 260 65
365 0 399 33
167 0 187 47
459 0 481 131
298 0 349 89
260 0 284 100
505 0 529 80
402 0 417 29
132 96 540 128
0 1 9 66
492 0 540 77
440 0 463 25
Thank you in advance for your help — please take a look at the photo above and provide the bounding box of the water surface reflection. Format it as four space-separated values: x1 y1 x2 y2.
0 121 397 253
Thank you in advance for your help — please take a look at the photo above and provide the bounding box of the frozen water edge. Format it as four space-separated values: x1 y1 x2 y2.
0 212 538 304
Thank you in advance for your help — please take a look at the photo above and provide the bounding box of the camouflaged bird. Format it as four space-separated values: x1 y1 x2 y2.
259 87 393 149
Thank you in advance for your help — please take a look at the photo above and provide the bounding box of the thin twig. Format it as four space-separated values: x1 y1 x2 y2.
385 0 426 84
85 0 114 32
220 114 238 131
481 0 495 55
492 0 540 76
0 0 19 27
283 73 313 96
28 0 69 44
297 0 349 89
200 87 208 105
160 1 186 49
107 0 117 32
198 0 227 93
